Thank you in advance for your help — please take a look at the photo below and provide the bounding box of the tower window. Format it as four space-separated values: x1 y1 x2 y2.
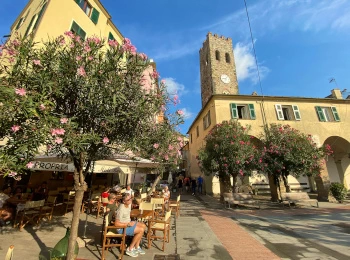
225 53 230 63
215 50 220 61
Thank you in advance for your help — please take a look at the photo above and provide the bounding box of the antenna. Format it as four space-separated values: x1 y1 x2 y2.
329 77 338 87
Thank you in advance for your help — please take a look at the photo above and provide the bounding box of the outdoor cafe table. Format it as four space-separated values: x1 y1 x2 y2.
130 209 153 221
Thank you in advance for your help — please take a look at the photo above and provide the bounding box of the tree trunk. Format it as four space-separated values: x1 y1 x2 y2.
268 174 279 202
219 173 231 202
66 164 87 260
148 172 162 196
231 175 238 193
281 174 290 192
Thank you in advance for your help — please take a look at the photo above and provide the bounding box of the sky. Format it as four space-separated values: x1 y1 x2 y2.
1 0 350 135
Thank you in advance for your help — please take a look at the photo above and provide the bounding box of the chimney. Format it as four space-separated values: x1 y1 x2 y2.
331 89 343 99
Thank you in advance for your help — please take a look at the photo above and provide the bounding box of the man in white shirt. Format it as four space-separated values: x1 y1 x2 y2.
124 185 134 197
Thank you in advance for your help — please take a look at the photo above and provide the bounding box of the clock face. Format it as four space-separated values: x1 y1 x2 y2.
221 74 230 84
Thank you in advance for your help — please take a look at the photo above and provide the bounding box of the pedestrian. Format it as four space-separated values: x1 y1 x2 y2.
177 178 183 194
197 175 203 194
191 178 197 196
184 176 190 193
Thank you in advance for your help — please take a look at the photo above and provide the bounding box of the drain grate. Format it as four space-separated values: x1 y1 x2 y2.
154 254 180 260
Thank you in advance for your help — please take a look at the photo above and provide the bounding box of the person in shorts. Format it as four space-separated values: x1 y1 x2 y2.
115 193 146 257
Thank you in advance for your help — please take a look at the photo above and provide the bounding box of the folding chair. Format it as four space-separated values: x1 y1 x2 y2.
169 195 181 218
14 200 45 230
41 196 57 221
63 192 75 215
101 214 127 260
97 197 108 218
151 197 165 217
140 193 147 202
138 202 156 223
147 210 171 251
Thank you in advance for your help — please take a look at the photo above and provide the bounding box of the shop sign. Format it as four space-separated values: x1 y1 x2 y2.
33 161 75 172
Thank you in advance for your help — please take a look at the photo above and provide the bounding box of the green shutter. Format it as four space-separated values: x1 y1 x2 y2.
230 103 238 119
91 8 100 24
78 27 86 40
16 17 23 30
315 106 326 122
75 0 81 3
108 32 115 41
24 15 37 37
331 106 340 121
248 104 256 120
71 21 80 34
33 2 47 31
275 104 284 120
208 111 211 126
292 105 301 120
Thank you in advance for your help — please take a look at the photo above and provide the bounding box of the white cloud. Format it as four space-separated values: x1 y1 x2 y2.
180 108 194 120
163 77 187 96
234 42 270 84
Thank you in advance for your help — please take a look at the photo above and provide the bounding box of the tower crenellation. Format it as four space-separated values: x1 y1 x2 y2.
199 32 239 107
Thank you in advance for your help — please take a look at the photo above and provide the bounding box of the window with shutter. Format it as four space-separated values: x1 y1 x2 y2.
70 21 86 40
32 2 47 31
292 105 301 120
275 104 284 120
91 8 100 24
24 14 38 37
108 32 115 41
331 106 340 121
315 106 326 122
230 103 238 119
248 104 256 120
15 17 23 30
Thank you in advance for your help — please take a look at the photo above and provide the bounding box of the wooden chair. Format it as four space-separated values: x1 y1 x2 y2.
140 193 147 202
14 200 45 230
96 197 109 218
5 245 14 260
169 195 181 218
63 192 75 215
120 188 126 194
101 213 127 260
138 202 156 222
151 197 165 217
40 196 57 221
147 210 172 251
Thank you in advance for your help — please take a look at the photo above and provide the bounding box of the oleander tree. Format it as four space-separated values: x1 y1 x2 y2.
0 33 182 259
197 121 259 197
259 124 333 201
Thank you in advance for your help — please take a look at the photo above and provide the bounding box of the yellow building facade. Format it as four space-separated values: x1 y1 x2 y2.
9 0 123 44
187 33 350 198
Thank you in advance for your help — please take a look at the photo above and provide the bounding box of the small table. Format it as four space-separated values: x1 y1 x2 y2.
130 209 153 220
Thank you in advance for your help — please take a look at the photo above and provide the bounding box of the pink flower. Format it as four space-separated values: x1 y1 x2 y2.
26 162 34 169
84 45 91 52
51 128 65 136
11 125 20 132
138 53 147 60
151 156 155 161
177 137 183 142
15 88 26 96
153 143 159 149
164 154 169 161
236 160 240 164
76 56 82 61
64 31 74 38
88 56 93 61
8 171 17 177
60 118 68 124
103 137 109 144
55 137 63 144
77 66 86 77
108 40 118 47
168 144 174 150
39 104 46 110
151 70 160 79
33 59 41 66
124 38 131 44
173 95 179 105
161 79 166 84
176 110 184 116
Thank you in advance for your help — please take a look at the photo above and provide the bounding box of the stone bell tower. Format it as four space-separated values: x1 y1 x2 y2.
199 33 239 107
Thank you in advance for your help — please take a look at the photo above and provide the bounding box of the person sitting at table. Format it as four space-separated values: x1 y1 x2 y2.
124 185 134 198
101 187 110 206
33 181 49 201
105 193 119 223
162 185 171 210
115 193 146 257
0 186 15 226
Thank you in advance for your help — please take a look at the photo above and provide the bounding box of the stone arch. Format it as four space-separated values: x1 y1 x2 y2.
324 136 350 189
